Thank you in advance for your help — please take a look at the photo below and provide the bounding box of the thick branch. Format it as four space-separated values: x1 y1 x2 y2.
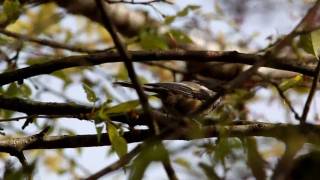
0 122 319 153
0 51 315 86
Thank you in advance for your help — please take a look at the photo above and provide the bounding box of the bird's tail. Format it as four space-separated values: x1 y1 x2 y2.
113 82 135 88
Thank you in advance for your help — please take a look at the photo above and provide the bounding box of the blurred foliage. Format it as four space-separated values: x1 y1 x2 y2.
0 0 318 179
3 159 36 180
0 0 21 25
130 142 169 180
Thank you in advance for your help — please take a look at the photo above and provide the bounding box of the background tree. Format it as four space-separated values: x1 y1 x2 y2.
0 0 320 179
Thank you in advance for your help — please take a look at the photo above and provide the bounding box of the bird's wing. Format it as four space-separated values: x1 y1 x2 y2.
115 82 214 99
145 82 196 98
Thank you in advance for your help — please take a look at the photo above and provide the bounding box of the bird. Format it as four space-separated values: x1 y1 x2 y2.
114 81 219 116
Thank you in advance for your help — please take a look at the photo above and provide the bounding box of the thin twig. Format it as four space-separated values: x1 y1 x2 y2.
259 74 301 120
0 29 111 54
300 60 320 123
272 82 301 120
162 157 178 180
0 115 76 122
85 144 142 180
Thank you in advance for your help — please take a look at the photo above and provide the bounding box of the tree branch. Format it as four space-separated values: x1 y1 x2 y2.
0 122 319 153
0 50 315 86
0 29 108 54
85 144 142 180
300 60 320 123
0 95 93 115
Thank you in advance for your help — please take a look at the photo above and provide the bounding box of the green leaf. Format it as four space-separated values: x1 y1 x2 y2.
164 16 176 24
130 143 168 180
82 84 97 103
107 122 127 158
139 31 169 50
167 30 193 44
299 29 320 59
20 84 32 97
311 29 320 59
6 82 18 97
3 0 21 23
164 5 200 25
0 36 9 46
94 102 111 123
299 33 313 54
279 75 303 92
116 64 129 80
105 100 140 114
214 138 242 164
95 124 104 143
177 5 200 17
245 138 266 180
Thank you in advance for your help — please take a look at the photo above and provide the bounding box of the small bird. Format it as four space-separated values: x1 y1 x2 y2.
114 81 218 116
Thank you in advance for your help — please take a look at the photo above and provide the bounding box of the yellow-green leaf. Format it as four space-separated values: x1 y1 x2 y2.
3 0 21 23
105 100 140 114
129 142 168 180
6 82 18 97
107 122 127 158
94 102 111 123
167 29 193 44
164 5 200 25
139 31 169 50
177 5 200 17
20 84 32 97
95 124 104 143
116 64 129 80
164 16 175 24
311 29 320 59
82 84 97 103
299 33 313 54
299 29 320 59
279 75 303 92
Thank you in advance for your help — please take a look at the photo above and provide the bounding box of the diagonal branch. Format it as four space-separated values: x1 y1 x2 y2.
85 144 142 180
95 0 155 131
300 60 320 123
258 74 301 120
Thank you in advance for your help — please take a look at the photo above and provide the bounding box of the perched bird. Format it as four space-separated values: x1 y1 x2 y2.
114 81 219 116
